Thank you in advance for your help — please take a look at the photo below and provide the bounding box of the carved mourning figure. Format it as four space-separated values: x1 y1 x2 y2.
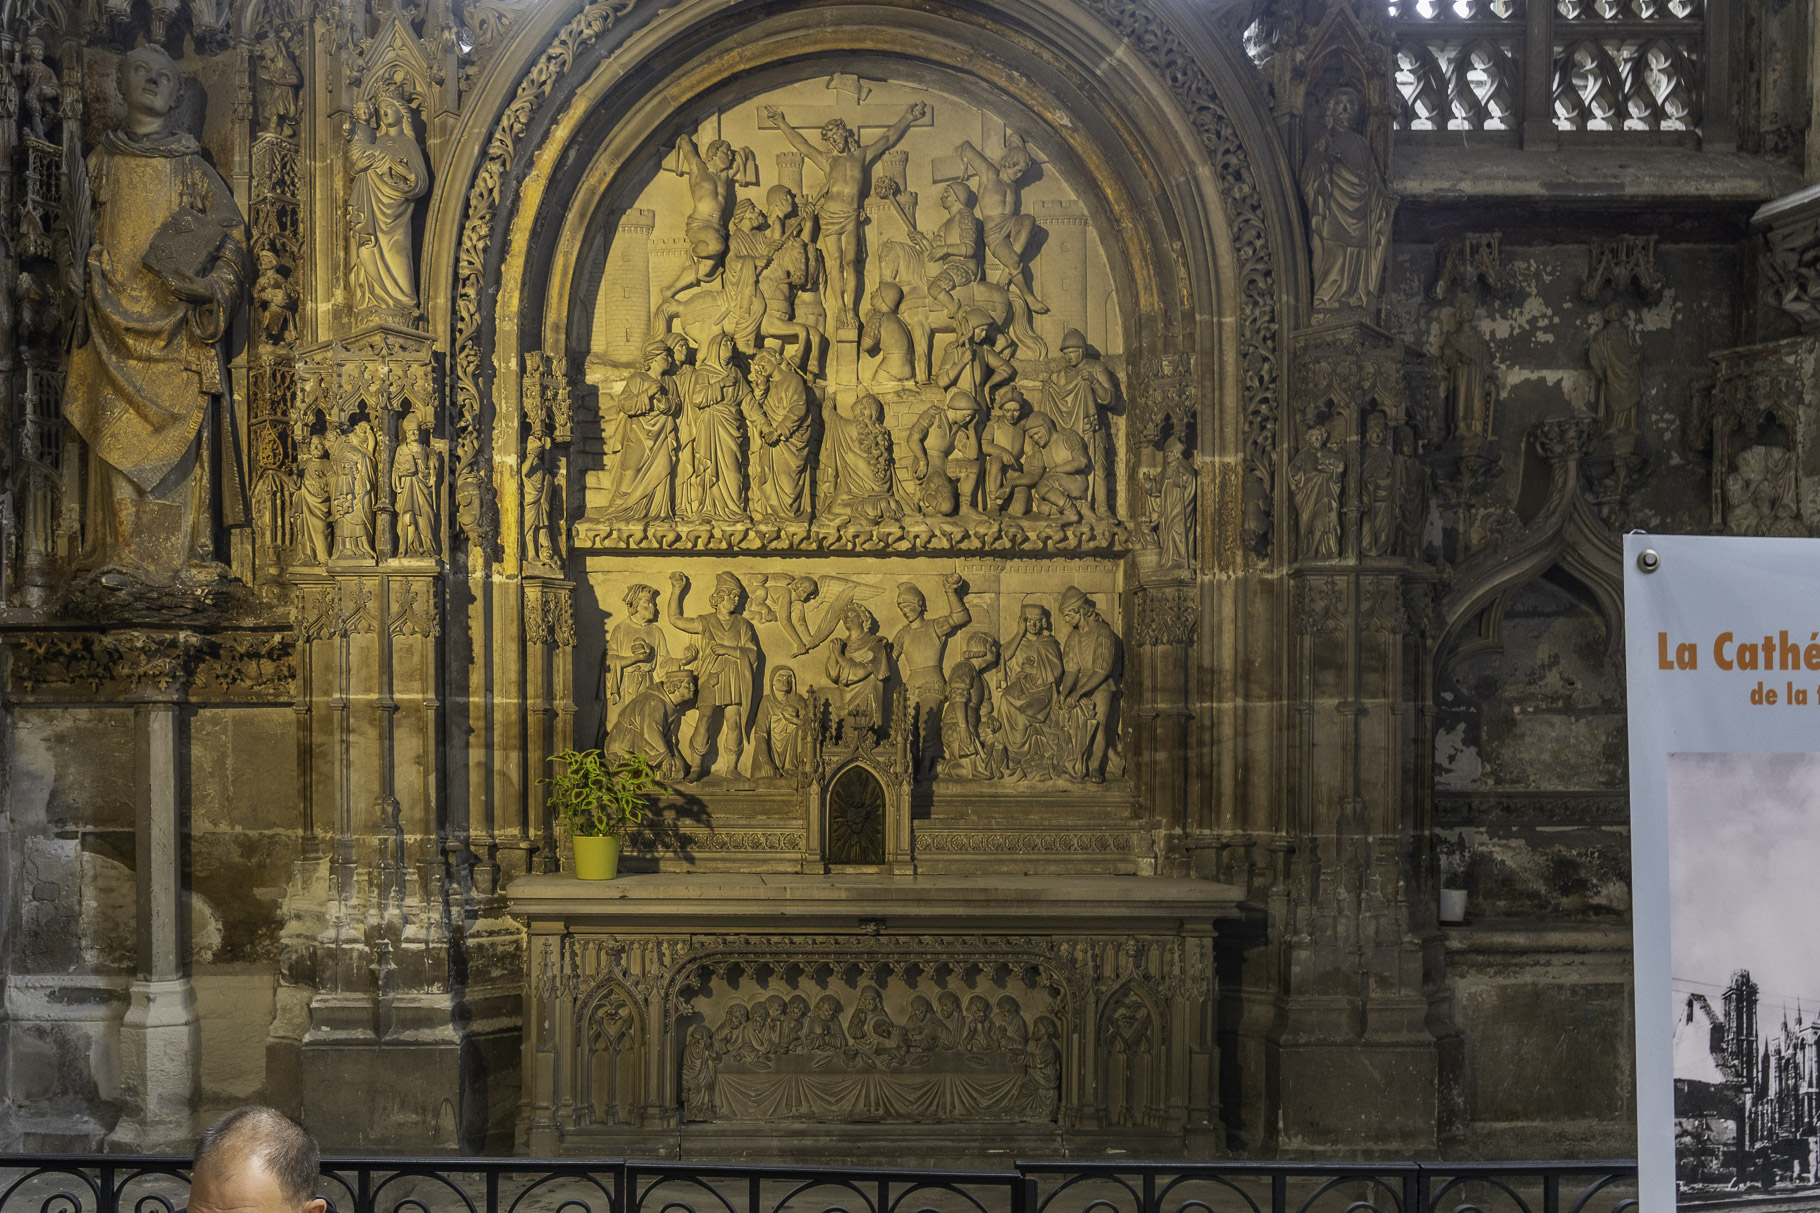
65 45 248 587
826 603 891 732
1018 411 1091 524
392 414 440 557
911 181 982 321
20 38 60 141
861 281 916 384
746 349 813 521
293 434 333 564
602 668 696 780
1300 87 1391 314
910 391 985 517
660 134 748 303
748 666 809 777
955 134 1047 314
678 333 750 523
1059 588 1120 783
893 575 970 716
1142 427 1196 572
1587 303 1642 441
346 92 430 321
821 395 902 523
668 571 760 778
598 583 669 741
1001 602 1064 776
522 430 557 565
1289 424 1343 561
333 421 379 559
1042 330 1117 516
602 340 681 521
1358 412 1396 558
1440 301 1495 443
763 102 927 326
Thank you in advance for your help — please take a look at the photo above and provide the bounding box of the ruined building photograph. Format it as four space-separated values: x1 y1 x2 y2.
0 0 1805 1178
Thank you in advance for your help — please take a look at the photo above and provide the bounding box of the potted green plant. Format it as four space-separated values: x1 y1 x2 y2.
541 748 667 880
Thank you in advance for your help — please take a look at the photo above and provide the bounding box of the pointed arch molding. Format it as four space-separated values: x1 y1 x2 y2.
421 0 1298 556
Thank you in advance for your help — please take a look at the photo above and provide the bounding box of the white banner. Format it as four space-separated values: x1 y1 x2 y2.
1627 533 1820 1210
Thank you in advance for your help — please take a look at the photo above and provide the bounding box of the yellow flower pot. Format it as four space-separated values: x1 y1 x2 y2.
572 835 621 880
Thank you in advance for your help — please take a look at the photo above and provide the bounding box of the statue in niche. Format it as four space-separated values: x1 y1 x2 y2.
332 421 378 559
1141 426 1196 572
255 29 301 137
745 349 812 521
757 185 825 372
861 282 916 385
1041 330 1117 517
602 668 696 781
761 101 928 326
1726 445 1802 537
825 602 891 733
1396 429 1426 553
1000 602 1064 777
1439 301 1495 443
1102 991 1154 1127
1015 412 1091 525
955 134 1048 315
254 249 296 347
935 307 1014 404
391 413 440 557
681 1026 717 1120
64 45 248 587
522 429 557 565
677 332 750 523
910 390 986 517
293 434 334 564
939 632 1003 780
820 395 903 523
346 89 430 321
1358 411 1397 558
1059 588 1121 783
1300 87 1391 313
1587 303 1642 442
1288 424 1342 561
20 38 60 141
601 340 681 521
667 571 759 779
909 180 982 321
983 392 1031 515
1023 1016 1061 1119
748 666 809 778
658 134 754 304
892 575 970 717
597 583 669 741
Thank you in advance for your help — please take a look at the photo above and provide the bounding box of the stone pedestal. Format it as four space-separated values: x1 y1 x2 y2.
107 977 201 1151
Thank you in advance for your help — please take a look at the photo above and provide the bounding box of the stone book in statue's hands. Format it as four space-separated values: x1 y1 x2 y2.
142 205 225 286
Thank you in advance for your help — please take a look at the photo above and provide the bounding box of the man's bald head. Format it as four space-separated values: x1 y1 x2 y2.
192 1106 322 1213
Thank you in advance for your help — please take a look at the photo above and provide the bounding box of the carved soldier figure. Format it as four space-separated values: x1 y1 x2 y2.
602 340 682 521
346 92 430 320
757 184 824 371
935 306 1014 405
748 666 809 778
1059 588 1120 783
763 102 928 326
983 391 1030 514
1141 426 1196 571
66 44 248 587
19 38 59 141
659 135 747 303
255 29 302 137
1300 87 1392 313
745 348 813 521
955 134 1048 314
293 434 333 564
861 281 916 384
1358 412 1397 558
892 575 970 716
602 668 696 781
668 571 760 778
1440 301 1495 444
1041 330 1117 517
909 390 985 517
1288 424 1343 561
825 603 891 733
1588 303 1642 441
597 583 669 743
332 421 378 559
391 415 440 558
1018 411 1091 525
911 181 982 321
522 429 557 565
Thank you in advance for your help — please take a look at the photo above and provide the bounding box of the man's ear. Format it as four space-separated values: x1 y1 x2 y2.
305 1198 329 1213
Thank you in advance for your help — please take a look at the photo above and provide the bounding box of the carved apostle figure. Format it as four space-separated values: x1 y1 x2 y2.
892 575 970 716
1288 424 1343 561
745 349 813 521
1059 588 1120 783
602 340 681 520
1023 1015 1061 1120
680 1026 716 1120
597 583 669 743
522 429 557 565
1300 87 1391 313
1358 412 1397 558
19 38 60 142
1588 303 1642 440
1000 602 1064 777
826 603 891 733
1440 301 1495 444
332 421 378 559
821 395 902 523
293 434 333 564
659 135 748 303
668 570 760 778
1141 427 1196 572
391 414 440 557
748 666 809 778
346 93 430 320
65 45 248 587
955 134 1048 314
603 669 696 782
763 102 927 327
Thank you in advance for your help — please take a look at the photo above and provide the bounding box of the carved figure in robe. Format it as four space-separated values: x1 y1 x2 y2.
253 249 295 347
893 575 970 715
762 102 928 326
597 582 669 744
955 134 1048 314
1726 445 1803 537
802 995 848 1052
847 985 892 1049
939 632 1003 781
1440 301 1495 444
659 134 749 303
1023 1016 1061 1120
1396 429 1425 553
668 570 759 778
1300 87 1391 313
602 340 681 520
1289 424 1343 561
602 669 695 782
861 281 916 385
346 94 430 319
1016 411 1090 524
761 995 792 1054
1358 412 1397 558
820 395 902 524
745 349 812 521
935 307 1014 405
65 45 248 587
993 995 1029 1052
748 666 809 778
1042 330 1117 517
391 415 440 557
1059 588 1121 783
744 1002 773 1057
783 995 811 1053
254 29 301 137
714 1003 751 1062
983 392 1030 515
332 421 378 559
522 429 557 565
909 181 982 321
19 38 59 141
680 1026 717 1120
1000 602 1064 777
936 991 964 1048
292 434 333 564
903 996 943 1051
1102 992 1154 1127
825 603 891 733
1588 303 1642 440
677 333 750 523
757 185 824 372
910 390 985 517
960 995 997 1051
1141 426 1195 571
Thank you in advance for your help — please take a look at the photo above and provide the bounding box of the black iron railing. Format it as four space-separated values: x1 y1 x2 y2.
0 1156 1641 1213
